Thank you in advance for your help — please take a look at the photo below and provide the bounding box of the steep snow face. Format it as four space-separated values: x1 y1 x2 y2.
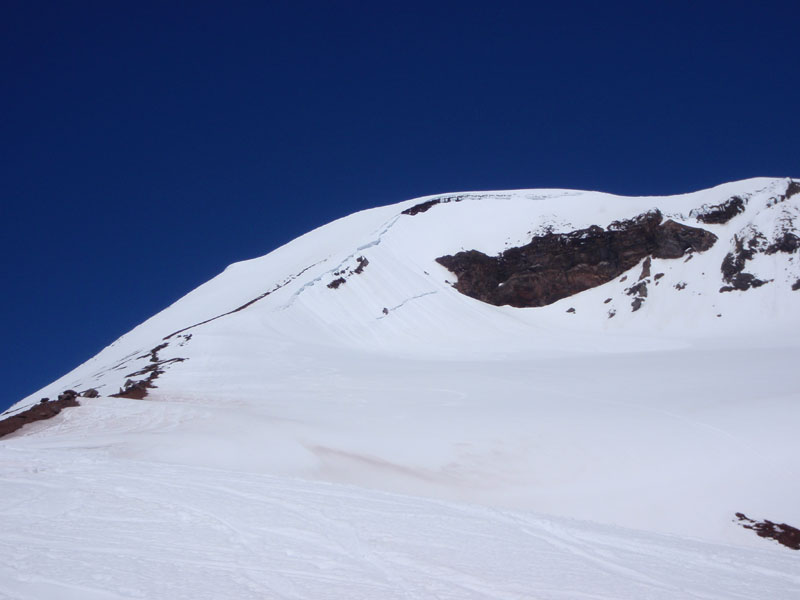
4 177 800 552
21 178 800 370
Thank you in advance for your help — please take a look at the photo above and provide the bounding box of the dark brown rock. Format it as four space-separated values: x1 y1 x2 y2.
638 257 651 280
147 343 168 362
353 256 369 274
112 380 151 400
719 232 769 292
720 273 769 293
110 344 185 400
691 196 746 224
0 394 80 439
785 179 800 200
436 210 716 308
720 233 771 292
736 512 800 550
401 195 466 216
765 231 800 255
58 390 78 403
401 198 440 216
652 219 716 259
626 282 648 298
327 277 346 289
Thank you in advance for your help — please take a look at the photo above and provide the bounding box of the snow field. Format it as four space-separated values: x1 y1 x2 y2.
0 448 798 600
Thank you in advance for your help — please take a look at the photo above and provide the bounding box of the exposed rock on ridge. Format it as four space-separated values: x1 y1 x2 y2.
719 231 771 292
327 256 369 289
690 196 746 224
436 210 717 308
401 195 467 216
735 512 800 550
719 180 800 292
0 392 80 439
111 342 185 399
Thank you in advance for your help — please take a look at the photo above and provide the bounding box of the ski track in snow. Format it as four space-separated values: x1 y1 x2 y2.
0 450 798 600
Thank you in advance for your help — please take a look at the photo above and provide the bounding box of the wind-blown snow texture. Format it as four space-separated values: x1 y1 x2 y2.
3 177 799 598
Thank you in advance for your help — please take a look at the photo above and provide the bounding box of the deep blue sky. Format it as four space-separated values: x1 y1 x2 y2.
2 1 798 410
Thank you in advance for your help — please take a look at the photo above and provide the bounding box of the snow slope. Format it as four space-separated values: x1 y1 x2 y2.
1 447 798 599
2 177 799 597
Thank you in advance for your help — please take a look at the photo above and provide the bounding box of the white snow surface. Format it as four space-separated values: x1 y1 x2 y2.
3 177 800 598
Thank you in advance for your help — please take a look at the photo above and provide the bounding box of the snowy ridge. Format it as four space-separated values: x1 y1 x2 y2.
2 177 800 598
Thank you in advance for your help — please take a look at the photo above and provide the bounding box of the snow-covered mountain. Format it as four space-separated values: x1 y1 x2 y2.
3 177 799 598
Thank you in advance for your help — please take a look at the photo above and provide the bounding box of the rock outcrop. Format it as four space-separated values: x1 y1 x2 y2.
436 210 717 308
719 223 800 292
690 196 746 224
327 256 369 289
0 393 80 439
111 342 185 399
735 512 800 550
401 195 470 216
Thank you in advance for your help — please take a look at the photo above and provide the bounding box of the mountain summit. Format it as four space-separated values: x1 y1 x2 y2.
3 177 799 598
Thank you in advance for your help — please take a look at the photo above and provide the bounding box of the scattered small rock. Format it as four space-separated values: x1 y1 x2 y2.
111 343 185 400
566 307 575 313
353 256 369 274
604 298 612 304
